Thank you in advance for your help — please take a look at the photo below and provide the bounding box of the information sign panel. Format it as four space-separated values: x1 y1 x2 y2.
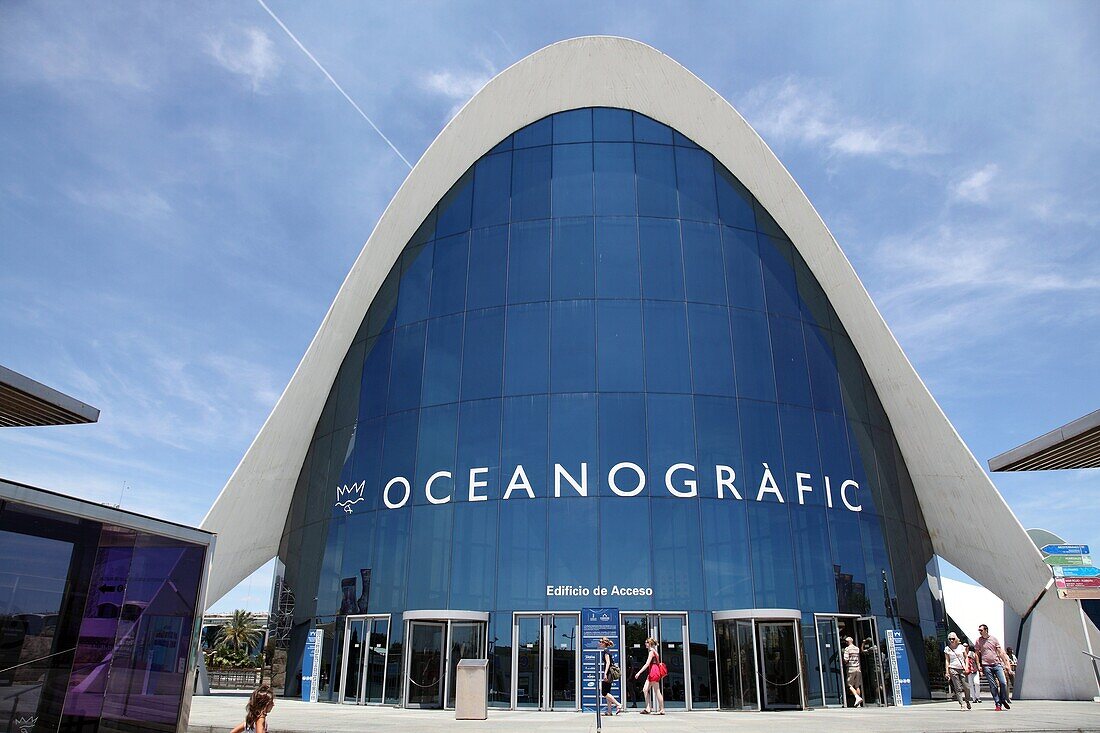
301 628 324 703
885 629 911 706
1044 554 1093 567
581 607 620 713
1053 566 1100 578
1042 544 1090 555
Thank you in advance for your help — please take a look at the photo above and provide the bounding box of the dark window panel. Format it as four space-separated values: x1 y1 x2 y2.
651 498 706 609
504 302 550 396
551 217 595 299
804 323 844 415
552 108 592 143
595 299 644 392
595 217 640 298
488 134 512 154
387 322 426 413
791 504 837 611
675 146 719 222
722 227 766 311
513 117 551 148
395 242 433 326
748 500 799 609
436 170 473 237
511 145 551 221
550 299 596 392
457 397 503 500
681 221 726 304
421 314 464 406
714 165 756 232
334 340 365 429
472 152 512 228
428 232 469 318
598 393 648 496
549 393 598 496
460 307 505 400
467 225 508 310
633 112 673 144
547 500 598 607
380 409 420 495
646 393 695 479
688 303 735 397
451 501 498 609
497 499 548 608
754 198 788 240
599 497 653 606
351 417 385 511
501 395 550 498
643 300 691 393
594 142 637 216
366 262 400 337
635 143 678 218
700 497 754 608
769 315 813 408
552 143 594 217
778 403 823 507
730 308 776 403
593 107 633 141
759 235 801 318
507 220 551 304
413 403 459 505
694 396 743 498
638 217 685 301
359 331 393 420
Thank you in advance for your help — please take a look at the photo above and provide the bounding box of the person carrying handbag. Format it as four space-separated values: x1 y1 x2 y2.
634 637 666 715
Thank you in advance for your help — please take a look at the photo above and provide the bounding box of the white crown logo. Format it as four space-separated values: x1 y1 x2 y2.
334 481 366 513
14 717 37 733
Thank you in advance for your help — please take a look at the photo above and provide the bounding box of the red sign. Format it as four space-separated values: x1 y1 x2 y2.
1055 577 1100 589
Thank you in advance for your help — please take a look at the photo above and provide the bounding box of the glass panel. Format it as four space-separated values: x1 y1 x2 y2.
472 153 511 228
396 242 433 326
643 301 691 393
507 220 550 304
501 395 549 498
622 614 650 710
759 235 800 318
758 622 801 709
598 394 647 496
384 622 404 705
551 615 578 708
658 616 687 709
515 616 542 708
550 300 596 392
447 622 485 708
552 144 594 217
681 221 725 304
770 315 813 408
598 499 651 602
358 331 392 420
547 501 597 610
594 143 636 216
429 232 469 318
460 307 505 401
553 108 592 143
639 217 684 301
365 617 389 704
551 217 595 299
675 146 719 222
489 612 512 707
689 611 718 708
651 500 705 610
715 165 756 231
467 226 508 310
450 502 498 609
688 303 735 397
722 227 765 311
856 616 885 706
633 113 673 144
496 499 547 609
514 117 551 148
407 622 444 707
436 171 473 237
387 323 426 413
596 300 644 392
593 108 633 141
421 314 464 406
342 619 365 703
504 302 550 396
817 617 844 706
406 505 452 607
635 144 678 218
595 217 640 299
730 308 776 402
511 146 551 221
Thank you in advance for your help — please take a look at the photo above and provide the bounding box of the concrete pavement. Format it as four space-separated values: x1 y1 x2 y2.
187 693 1100 732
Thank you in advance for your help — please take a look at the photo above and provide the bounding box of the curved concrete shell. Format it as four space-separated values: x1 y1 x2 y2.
202 36 1094 699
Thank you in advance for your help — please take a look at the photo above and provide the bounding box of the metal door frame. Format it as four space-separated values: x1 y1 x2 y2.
510 612 581 710
338 614 390 705
401 611 489 710
403 620 447 709
813 612 856 708
619 611 693 711
856 615 887 707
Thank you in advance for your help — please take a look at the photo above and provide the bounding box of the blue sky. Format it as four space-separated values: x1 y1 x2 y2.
1 1 1097 613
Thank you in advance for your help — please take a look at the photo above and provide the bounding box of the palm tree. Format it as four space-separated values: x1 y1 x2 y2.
217 610 262 653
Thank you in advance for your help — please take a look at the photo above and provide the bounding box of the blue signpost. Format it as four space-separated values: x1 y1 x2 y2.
1042 544 1090 555
886 629 912 706
581 607 620 715
301 628 324 702
1054 566 1100 578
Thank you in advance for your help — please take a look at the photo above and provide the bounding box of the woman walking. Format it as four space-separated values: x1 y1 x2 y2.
600 637 625 715
634 637 665 715
944 633 972 710
966 643 982 703
230 684 275 733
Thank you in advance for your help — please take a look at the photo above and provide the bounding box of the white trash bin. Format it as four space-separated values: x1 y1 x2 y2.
455 658 488 720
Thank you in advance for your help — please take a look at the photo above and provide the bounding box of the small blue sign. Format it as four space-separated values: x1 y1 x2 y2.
301 628 324 702
1042 544 1090 555
1055 566 1100 578
886 629 912 706
581 607 620 713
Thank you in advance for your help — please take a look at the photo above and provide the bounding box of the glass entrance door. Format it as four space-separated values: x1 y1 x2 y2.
856 616 886 706
619 613 691 710
406 622 445 708
339 615 390 705
446 623 486 708
715 619 758 710
757 622 804 710
815 616 844 707
511 613 580 710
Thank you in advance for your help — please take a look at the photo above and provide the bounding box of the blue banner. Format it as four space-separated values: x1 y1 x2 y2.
301 628 324 702
581 607 620 713
1042 544 1090 555
886 629 911 706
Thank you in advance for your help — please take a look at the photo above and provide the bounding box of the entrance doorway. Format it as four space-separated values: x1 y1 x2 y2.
511 613 580 710
814 614 886 707
338 615 390 704
401 612 488 709
713 610 806 711
620 613 691 710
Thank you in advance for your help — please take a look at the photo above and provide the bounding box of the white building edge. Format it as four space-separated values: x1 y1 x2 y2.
202 36 1097 700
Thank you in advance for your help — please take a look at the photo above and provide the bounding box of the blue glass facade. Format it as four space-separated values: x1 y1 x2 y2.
275 109 945 709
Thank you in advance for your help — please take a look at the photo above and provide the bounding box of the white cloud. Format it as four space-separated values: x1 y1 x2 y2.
421 67 494 118
66 187 172 220
952 164 999 203
741 76 935 161
206 27 280 91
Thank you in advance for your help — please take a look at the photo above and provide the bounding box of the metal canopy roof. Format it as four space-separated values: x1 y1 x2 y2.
0 365 100 427
989 409 1100 471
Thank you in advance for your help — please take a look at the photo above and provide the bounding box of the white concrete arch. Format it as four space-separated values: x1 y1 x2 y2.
202 36 1092 698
